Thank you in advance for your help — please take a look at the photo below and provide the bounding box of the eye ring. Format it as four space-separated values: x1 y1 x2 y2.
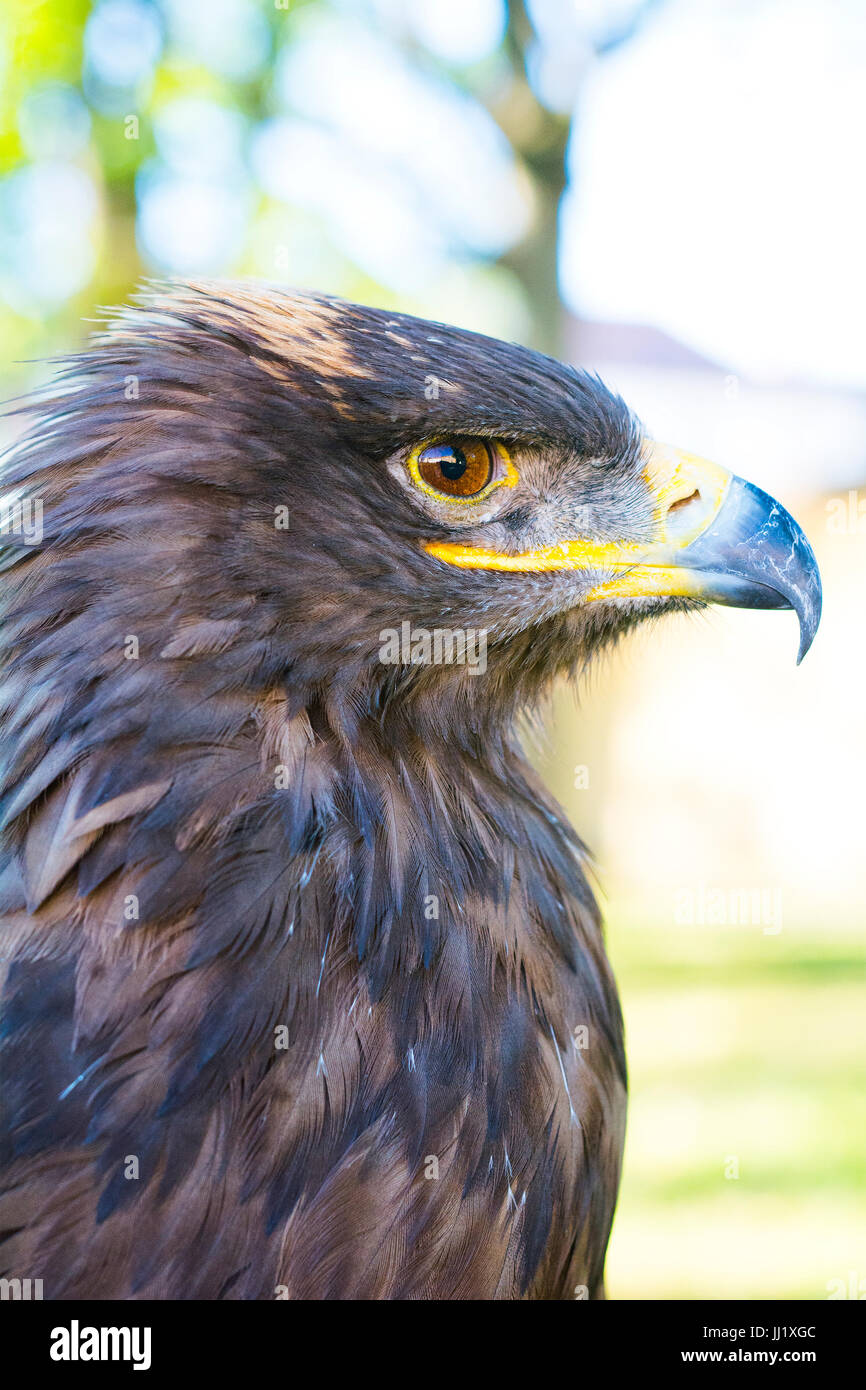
406 438 518 504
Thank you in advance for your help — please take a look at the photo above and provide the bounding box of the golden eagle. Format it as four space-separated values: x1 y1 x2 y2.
0 283 820 1299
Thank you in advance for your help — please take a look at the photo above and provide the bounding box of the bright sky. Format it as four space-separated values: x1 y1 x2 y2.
561 0 866 389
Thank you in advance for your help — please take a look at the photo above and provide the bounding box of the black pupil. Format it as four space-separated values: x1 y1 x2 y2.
439 447 467 481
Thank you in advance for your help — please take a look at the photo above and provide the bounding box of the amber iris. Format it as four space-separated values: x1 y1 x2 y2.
416 440 494 498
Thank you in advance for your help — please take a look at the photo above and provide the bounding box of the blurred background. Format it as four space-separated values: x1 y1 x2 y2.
0 0 863 1298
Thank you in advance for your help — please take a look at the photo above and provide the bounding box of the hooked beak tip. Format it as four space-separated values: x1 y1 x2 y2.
672 474 823 665
794 570 822 665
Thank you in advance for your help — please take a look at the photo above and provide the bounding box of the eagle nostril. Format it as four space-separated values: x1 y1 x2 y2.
668 488 701 514
664 487 706 541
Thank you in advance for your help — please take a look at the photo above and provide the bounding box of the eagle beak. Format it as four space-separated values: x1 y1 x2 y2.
424 443 822 663
583 444 823 664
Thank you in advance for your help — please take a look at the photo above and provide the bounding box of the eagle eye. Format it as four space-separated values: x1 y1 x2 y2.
407 438 517 503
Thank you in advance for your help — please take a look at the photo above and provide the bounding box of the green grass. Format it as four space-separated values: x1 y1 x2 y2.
603 918 866 1300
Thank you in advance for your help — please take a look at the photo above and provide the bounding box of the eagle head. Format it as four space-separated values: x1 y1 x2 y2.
7 281 817 721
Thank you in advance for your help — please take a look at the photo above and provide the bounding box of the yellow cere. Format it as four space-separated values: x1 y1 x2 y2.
642 443 731 549
424 442 733 604
408 439 519 505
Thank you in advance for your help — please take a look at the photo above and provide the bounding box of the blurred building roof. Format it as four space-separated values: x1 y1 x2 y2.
567 316 728 374
565 315 866 497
